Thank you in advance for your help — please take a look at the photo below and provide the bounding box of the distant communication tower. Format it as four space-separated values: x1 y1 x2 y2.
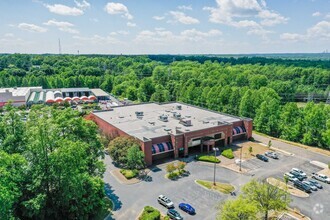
58 38 62 54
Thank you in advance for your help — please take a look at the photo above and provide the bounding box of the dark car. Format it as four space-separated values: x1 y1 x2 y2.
167 209 183 220
290 170 306 181
256 154 269 162
179 203 195 215
294 181 312 193
308 179 323 189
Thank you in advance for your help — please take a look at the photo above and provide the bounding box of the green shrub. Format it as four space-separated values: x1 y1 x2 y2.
120 169 138 179
139 206 161 220
221 149 234 159
248 137 255 141
328 162 330 169
196 155 220 163
168 171 179 180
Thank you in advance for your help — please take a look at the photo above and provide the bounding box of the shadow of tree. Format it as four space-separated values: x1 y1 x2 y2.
104 183 122 212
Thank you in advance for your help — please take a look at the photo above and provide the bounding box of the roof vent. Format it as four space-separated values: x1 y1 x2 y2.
164 128 172 132
159 114 168 122
119 116 124 118
165 109 171 112
186 115 191 118
180 118 192 127
203 120 209 124
135 111 144 116
149 121 155 125
176 105 182 110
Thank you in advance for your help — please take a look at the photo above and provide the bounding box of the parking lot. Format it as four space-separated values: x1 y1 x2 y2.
104 135 330 220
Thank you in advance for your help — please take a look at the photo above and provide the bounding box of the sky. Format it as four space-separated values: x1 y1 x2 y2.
0 0 330 54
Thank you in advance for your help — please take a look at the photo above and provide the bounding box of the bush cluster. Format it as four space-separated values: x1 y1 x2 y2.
221 149 235 159
139 206 161 220
120 169 139 179
196 155 220 163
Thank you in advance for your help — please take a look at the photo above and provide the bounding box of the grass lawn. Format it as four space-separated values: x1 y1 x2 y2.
120 169 139 179
233 141 269 160
196 180 234 194
196 155 220 163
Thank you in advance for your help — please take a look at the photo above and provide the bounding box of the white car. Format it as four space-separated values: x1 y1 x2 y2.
291 168 306 177
312 173 330 184
284 172 298 182
158 195 174 208
265 151 279 159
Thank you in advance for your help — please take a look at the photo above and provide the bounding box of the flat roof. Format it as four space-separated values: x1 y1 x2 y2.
93 102 244 141
90 88 109 97
61 88 91 92
0 87 41 97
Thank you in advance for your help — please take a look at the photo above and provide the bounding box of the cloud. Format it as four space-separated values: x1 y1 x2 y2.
153 16 165 20
43 19 79 34
280 20 330 42
127 22 136 27
104 2 133 20
44 3 84 16
169 11 199 24
280 33 305 41
135 28 222 44
307 20 330 39
110 30 129 36
312 11 321 17
74 0 90 9
178 5 192 11
17 23 47 33
204 0 288 27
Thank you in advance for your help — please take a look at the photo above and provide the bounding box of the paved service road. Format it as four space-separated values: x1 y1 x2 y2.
104 133 330 220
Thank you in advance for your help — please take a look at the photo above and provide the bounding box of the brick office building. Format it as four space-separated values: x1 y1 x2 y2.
89 102 252 165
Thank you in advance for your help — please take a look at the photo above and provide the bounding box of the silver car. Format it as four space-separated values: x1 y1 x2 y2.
158 195 174 208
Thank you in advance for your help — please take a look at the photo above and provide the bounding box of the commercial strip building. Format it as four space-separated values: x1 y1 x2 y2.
0 87 111 107
88 102 253 165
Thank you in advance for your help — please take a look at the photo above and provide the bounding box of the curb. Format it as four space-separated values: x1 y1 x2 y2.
310 161 328 169
270 146 294 156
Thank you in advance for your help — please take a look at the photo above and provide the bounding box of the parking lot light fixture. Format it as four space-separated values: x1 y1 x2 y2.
213 147 219 186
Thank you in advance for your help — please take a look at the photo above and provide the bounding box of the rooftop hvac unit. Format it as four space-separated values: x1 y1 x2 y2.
164 128 172 132
159 114 168 122
180 119 192 126
173 112 181 119
176 105 182 110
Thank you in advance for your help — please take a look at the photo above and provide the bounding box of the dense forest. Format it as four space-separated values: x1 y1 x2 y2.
0 54 329 149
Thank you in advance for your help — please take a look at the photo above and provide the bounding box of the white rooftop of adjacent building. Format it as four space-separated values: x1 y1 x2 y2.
90 88 109 97
0 87 41 96
93 102 244 140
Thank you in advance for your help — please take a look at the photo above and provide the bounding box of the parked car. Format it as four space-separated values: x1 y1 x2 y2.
265 151 279 159
291 168 307 177
289 170 306 181
308 179 323 189
302 181 317 191
256 154 269 162
158 195 174 208
167 209 183 220
179 203 195 215
293 181 312 193
284 172 299 182
312 173 330 184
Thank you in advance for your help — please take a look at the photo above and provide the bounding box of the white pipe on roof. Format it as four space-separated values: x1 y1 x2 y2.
39 92 44 102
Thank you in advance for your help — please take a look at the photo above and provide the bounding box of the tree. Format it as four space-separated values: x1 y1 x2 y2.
268 140 272 148
176 161 186 173
217 197 258 220
126 146 145 169
242 179 291 220
166 163 176 175
108 136 140 166
248 146 253 155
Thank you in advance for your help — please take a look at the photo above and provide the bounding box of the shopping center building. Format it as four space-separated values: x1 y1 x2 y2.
88 102 253 165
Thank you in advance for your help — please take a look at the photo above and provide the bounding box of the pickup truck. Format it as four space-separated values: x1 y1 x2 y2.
312 173 330 184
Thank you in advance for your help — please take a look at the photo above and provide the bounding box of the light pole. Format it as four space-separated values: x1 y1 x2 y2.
213 147 219 186
239 146 242 172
